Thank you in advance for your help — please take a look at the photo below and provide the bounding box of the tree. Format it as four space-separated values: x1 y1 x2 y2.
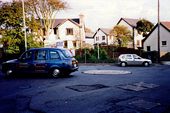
111 25 132 47
26 0 67 39
0 1 43 54
136 19 154 37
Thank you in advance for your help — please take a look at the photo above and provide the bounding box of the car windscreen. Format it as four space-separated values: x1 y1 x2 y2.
61 49 73 58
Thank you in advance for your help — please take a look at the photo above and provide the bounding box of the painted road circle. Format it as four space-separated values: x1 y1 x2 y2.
82 70 131 75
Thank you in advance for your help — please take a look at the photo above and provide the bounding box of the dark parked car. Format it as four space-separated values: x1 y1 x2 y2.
1 48 78 77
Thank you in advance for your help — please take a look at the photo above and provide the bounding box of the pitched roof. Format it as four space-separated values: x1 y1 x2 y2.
142 21 170 43
100 28 112 35
117 18 139 28
53 18 80 28
85 32 94 39
161 22 170 31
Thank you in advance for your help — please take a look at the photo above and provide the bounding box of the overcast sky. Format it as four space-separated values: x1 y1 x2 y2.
2 0 170 31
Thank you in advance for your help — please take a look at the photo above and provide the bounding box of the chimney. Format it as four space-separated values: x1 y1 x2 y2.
79 14 85 28
79 14 85 44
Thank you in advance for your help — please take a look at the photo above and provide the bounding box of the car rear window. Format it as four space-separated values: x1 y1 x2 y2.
61 49 73 58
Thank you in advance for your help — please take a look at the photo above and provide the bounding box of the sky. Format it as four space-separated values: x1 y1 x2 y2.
2 0 170 31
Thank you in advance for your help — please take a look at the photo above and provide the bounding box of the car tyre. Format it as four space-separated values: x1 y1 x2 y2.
50 68 60 78
143 62 149 67
4 69 14 78
120 62 126 67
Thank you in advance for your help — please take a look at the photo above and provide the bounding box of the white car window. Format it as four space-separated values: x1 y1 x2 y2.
126 55 133 59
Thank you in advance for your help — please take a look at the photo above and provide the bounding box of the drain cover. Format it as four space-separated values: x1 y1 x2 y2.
117 98 160 110
66 84 109 92
117 82 159 92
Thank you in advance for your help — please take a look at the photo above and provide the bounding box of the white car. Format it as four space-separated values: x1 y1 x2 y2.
118 54 152 67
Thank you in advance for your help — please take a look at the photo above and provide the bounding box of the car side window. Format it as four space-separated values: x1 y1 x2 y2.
34 50 47 60
49 51 60 59
126 55 133 59
133 54 140 59
20 51 33 60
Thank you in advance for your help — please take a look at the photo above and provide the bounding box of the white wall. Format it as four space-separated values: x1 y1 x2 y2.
118 20 144 49
94 30 108 44
85 38 94 45
144 25 170 54
45 20 81 49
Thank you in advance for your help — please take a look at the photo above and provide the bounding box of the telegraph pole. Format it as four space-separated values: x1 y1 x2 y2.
22 0 27 51
157 0 160 63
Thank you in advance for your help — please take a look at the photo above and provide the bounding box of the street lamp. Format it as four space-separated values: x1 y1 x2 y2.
22 0 27 51
157 0 160 63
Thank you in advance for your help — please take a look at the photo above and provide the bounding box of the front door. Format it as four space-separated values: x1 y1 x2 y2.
17 50 34 73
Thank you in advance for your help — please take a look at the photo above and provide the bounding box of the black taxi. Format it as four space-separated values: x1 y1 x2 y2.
1 48 78 77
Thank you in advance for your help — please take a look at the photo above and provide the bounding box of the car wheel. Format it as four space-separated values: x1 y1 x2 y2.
5 69 13 78
50 69 60 78
143 62 149 67
120 62 126 67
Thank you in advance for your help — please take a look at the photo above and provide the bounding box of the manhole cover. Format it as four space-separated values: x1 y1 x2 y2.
82 70 131 75
117 84 147 91
116 98 160 110
66 84 109 92
117 82 159 92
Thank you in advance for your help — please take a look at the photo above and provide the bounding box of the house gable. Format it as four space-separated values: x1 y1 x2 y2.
54 19 80 28
143 22 170 54
117 18 139 28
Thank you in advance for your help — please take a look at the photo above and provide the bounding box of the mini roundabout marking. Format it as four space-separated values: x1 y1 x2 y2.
82 70 131 75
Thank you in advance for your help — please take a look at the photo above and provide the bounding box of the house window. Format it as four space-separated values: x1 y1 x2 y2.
64 41 68 48
66 28 73 35
137 40 140 46
147 46 151 51
73 41 77 48
162 41 167 46
102 36 105 40
96 36 99 41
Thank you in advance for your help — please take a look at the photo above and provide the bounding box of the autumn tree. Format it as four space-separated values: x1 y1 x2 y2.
111 25 132 47
26 0 67 39
0 1 42 54
136 19 154 37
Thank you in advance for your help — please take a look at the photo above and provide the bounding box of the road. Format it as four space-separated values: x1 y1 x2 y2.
0 64 170 113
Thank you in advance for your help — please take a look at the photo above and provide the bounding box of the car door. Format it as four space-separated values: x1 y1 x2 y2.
133 54 143 65
17 50 34 73
33 50 48 73
125 54 134 65
47 50 64 69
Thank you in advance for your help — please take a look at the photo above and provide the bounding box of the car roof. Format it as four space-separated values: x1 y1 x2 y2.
28 48 68 51
120 54 137 55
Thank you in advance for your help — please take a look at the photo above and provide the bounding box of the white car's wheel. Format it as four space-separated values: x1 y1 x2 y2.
143 62 149 67
121 62 126 67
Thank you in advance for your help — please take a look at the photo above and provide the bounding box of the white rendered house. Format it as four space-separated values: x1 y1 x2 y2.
43 14 86 50
93 28 115 45
143 22 170 57
117 18 144 49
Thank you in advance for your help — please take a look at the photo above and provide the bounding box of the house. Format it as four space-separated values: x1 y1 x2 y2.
143 22 170 57
117 18 144 49
43 14 85 50
85 32 94 47
93 28 115 45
